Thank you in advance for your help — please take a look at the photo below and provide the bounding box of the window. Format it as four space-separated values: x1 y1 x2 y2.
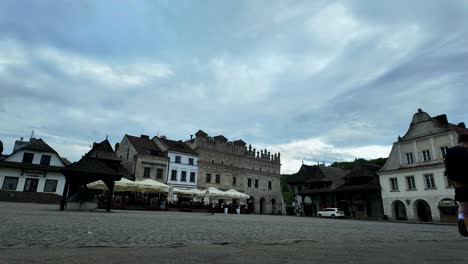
22 152 34 164
211 160 214 164
231 163 233 167
268 181 272 190
190 172 196 182
126 149 129 160
189 158 194 165
156 168 164 179
422 150 431 162
406 176 416 190
175 156 181 163
405 153 414 164
181 171 187 182
143 167 151 178
44 179 58 192
254 179 259 188
259 168 262 172
40 155 51 166
2 177 19 190
233 176 237 185
206 173 212 183
248 178 252 188
446 176 454 188
23 178 39 192
441 146 449 158
215 174 221 184
389 178 399 191
171 170 178 181
221 161 224 165
424 174 436 189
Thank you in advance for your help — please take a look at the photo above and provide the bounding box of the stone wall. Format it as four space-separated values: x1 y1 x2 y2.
0 190 61 204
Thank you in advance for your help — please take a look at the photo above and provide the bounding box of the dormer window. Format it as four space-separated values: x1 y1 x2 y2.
405 153 414 164
422 150 431 162
440 146 449 158
40 155 51 166
22 153 34 164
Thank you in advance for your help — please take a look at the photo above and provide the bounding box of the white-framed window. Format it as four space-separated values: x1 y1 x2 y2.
190 172 196 182
188 158 194 165
181 171 187 182
422 150 431 162
143 167 151 178
175 156 181 163
171 170 178 181
445 175 454 188
44 179 58 192
424 174 436 189
390 178 399 191
406 153 414 164
406 176 416 190
440 146 449 158
2 176 19 190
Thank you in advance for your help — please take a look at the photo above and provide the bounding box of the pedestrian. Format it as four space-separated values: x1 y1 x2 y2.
445 134 468 236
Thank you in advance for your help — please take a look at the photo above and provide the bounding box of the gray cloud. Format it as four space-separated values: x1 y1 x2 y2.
0 0 467 172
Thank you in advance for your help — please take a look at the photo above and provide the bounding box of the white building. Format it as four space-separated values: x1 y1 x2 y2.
0 138 67 197
379 109 467 222
153 136 199 191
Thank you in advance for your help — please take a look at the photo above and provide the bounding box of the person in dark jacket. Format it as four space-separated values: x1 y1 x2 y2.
445 134 468 236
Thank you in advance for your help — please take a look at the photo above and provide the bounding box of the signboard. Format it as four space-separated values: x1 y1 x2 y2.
23 169 45 178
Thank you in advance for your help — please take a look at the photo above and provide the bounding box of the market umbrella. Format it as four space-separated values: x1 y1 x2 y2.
225 189 250 199
173 187 202 196
87 178 138 192
136 179 170 193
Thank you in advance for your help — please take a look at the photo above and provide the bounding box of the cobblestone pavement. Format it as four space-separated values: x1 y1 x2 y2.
1 202 468 263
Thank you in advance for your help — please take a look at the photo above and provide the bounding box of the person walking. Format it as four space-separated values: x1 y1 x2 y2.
445 134 468 236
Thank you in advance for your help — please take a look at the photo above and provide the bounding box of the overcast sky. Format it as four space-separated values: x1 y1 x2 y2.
1 0 468 173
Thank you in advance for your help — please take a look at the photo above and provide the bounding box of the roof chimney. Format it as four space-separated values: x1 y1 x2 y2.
141 135 149 139
458 122 466 129
190 135 193 140
0 140 3 156
20 137 24 141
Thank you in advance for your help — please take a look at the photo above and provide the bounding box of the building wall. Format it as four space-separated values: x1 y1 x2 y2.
7 150 64 167
115 136 139 176
379 127 458 222
187 134 283 214
133 155 169 182
0 167 65 195
166 151 198 188
380 166 454 221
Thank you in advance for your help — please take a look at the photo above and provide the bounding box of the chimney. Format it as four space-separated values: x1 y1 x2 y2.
190 135 193 140
0 140 3 156
20 137 24 141
141 135 149 139
115 143 120 152
458 122 466 129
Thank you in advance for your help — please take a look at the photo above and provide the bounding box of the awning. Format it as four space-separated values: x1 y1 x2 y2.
173 187 202 196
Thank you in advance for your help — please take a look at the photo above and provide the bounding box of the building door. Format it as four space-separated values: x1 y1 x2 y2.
24 178 39 192
415 199 432 222
271 199 276 214
260 198 265 214
392 200 407 220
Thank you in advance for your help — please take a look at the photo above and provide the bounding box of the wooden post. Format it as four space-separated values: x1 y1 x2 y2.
106 181 115 212
60 178 69 211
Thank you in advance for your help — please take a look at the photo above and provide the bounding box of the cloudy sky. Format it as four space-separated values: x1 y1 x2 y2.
1 0 467 173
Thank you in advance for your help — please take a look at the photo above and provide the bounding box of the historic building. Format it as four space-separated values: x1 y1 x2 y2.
288 164 349 216
116 134 169 182
288 163 384 218
0 137 67 197
379 109 468 222
153 136 199 190
185 130 283 214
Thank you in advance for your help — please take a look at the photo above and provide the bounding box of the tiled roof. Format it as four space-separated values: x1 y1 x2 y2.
87 139 121 161
20 138 56 153
160 138 197 155
126 135 162 156
287 164 349 184
64 139 128 178
343 163 381 179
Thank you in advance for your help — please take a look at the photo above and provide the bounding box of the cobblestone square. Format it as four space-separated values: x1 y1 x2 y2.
1 202 468 263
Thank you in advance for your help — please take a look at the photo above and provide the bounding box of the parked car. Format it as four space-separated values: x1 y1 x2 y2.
317 208 345 219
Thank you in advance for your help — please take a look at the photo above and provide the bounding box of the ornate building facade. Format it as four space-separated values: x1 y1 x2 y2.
379 109 468 222
185 130 283 214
